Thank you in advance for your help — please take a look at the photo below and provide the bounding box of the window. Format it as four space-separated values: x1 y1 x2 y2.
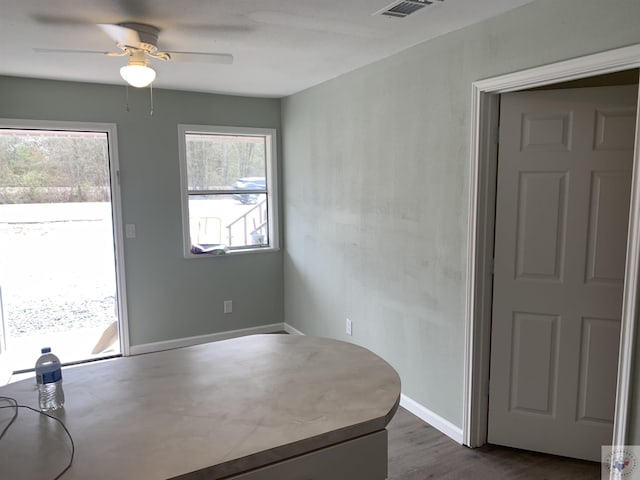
178 125 278 257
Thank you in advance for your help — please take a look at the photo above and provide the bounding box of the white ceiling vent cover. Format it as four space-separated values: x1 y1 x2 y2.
374 0 442 18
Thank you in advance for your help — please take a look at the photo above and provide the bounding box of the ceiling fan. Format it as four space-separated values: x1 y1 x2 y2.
35 22 234 88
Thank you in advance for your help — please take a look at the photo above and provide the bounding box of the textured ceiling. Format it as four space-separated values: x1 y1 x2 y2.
0 0 537 97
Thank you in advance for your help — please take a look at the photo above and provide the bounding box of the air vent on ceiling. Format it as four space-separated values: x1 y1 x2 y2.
374 0 442 18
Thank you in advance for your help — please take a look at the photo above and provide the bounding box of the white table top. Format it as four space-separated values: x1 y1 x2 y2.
0 334 401 479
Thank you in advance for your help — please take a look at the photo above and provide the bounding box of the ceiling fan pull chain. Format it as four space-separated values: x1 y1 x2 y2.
125 84 130 113
149 83 154 116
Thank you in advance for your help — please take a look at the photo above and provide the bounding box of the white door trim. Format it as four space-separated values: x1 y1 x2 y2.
0 286 9 384
0 118 131 357
464 44 640 448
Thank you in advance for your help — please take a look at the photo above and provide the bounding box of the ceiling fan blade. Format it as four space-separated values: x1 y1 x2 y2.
33 48 118 56
116 0 152 17
162 51 234 64
171 23 255 35
98 23 141 47
31 14 91 26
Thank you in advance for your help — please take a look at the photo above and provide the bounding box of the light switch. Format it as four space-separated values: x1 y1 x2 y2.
224 300 233 314
125 224 136 238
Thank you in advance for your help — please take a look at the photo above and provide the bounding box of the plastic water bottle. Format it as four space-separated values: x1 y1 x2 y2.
35 347 65 412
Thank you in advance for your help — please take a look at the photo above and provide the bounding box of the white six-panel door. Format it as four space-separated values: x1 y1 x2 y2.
488 85 638 461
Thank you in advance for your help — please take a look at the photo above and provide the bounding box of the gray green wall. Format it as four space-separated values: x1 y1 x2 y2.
0 76 283 347
281 0 640 430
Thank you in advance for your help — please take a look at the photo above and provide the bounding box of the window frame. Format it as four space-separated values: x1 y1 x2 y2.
178 124 279 258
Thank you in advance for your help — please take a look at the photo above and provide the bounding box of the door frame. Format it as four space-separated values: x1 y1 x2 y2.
463 44 640 449
0 286 9 384
0 118 131 358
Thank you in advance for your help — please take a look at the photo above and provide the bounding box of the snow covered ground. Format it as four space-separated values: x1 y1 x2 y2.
0 202 118 371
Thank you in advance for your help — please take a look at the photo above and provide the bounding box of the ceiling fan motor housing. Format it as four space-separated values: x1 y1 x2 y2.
119 22 161 54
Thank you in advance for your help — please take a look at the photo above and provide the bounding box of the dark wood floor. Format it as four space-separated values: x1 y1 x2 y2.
387 407 600 479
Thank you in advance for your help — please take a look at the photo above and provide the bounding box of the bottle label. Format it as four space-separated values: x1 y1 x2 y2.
40 369 62 384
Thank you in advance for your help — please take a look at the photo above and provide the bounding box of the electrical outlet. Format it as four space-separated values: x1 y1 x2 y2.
346 318 352 336
224 300 232 314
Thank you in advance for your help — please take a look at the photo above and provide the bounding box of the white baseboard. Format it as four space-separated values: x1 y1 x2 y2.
400 393 464 444
283 323 305 335
129 323 287 355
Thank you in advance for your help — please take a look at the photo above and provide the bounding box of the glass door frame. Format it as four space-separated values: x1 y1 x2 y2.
0 118 130 366
0 286 9 384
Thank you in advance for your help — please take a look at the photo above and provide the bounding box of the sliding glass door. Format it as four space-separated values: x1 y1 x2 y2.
0 123 127 375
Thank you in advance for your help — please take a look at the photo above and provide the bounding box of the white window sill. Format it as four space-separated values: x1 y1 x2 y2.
184 246 280 259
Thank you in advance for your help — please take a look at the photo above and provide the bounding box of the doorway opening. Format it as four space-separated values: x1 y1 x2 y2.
0 122 128 377
463 45 640 453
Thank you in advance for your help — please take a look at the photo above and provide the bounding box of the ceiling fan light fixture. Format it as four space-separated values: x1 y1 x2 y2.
120 62 156 88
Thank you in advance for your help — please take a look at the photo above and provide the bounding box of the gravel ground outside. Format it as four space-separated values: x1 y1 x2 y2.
0 203 117 339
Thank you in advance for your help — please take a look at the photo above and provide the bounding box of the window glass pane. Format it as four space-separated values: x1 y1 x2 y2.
0 127 121 366
0 129 111 202
185 134 266 191
188 193 268 251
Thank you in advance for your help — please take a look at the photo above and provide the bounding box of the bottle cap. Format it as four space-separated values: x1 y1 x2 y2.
41 347 51 354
